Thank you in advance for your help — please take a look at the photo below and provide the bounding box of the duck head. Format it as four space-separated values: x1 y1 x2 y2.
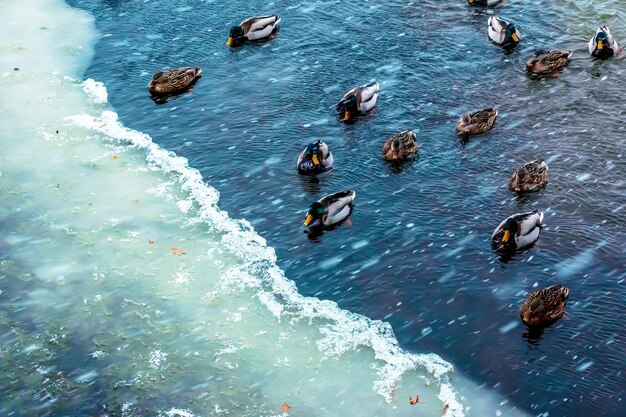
595 31 608 51
304 140 330 166
336 96 358 121
303 202 326 227
505 24 520 45
512 168 528 192
501 217 518 246
227 26 245 47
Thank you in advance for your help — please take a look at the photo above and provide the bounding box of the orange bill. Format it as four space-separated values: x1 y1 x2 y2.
312 154 320 165
598 40 604 50
226 37 233 46
511 33 519 42
343 111 351 120
303 214 314 226
502 230 511 243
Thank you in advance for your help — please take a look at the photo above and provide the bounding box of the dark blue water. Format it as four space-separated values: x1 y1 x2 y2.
67 0 626 415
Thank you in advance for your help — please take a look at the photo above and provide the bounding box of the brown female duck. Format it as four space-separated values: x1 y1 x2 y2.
526 50 572 76
148 67 202 97
382 130 419 161
455 108 498 135
520 284 569 328
509 160 549 193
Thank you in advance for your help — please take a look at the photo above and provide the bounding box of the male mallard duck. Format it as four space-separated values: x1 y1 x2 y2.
520 284 569 328
336 82 379 121
509 160 549 193
455 108 498 135
491 210 543 252
526 50 573 75
297 140 334 174
227 15 281 47
488 15 520 50
382 130 419 161
588 25 622 59
468 0 502 6
148 67 202 96
303 189 356 228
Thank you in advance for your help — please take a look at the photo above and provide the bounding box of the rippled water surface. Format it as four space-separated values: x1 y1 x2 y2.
3 0 626 415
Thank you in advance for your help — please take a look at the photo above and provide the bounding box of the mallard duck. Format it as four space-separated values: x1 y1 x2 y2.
297 140 334 174
526 50 573 75
455 108 498 135
303 189 356 228
468 0 502 6
488 15 520 50
382 130 419 161
491 210 543 252
227 15 281 47
520 284 569 328
148 67 202 96
336 82 379 121
589 25 622 59
509 160 549 193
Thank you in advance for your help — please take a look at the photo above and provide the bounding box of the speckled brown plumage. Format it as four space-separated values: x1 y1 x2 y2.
382 130 419 161
509 160 549 193
520 284 569 328
148 67 202 96
455 108 498 135
526 50 572 75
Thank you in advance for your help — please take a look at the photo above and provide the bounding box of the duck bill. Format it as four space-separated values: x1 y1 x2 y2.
303 214 314 226
502 230 511 243
343 111 351 121
511 33 519 42
312 154 320 166
597 40 603 50
226 37 233 46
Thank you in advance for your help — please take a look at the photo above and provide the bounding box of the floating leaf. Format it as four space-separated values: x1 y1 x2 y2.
171 247 185 255
111 155 119 160
442 403 449 415
409 395 419 405
148 240 155 245
281 402 291 412
98 123 107 128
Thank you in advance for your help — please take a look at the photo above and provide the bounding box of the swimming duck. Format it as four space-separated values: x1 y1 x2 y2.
303 189 356 228
520 284 569 328
588 25 622 59
382 130 419 161
468 0 502 6
148 67 202 96
526 50 573 75
488 15 520 50
491 210 543 252
336 82 379 121
509 160 549 193
227 15 281 47
297 140 334 174
455 108 498 135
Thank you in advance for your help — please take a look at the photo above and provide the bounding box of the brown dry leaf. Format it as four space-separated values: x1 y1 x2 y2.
171 247 185 255
281 402 291 412
148 240 155 245
111 155 119 160
98 123 107 128
409 395 419 405
442 403 449 415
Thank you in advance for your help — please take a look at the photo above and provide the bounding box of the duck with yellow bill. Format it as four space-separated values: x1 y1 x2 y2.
491 210 543 253
303 190 356 229
488 15 520 50
297 140 334 175
226 15 281 48
336 82 379 122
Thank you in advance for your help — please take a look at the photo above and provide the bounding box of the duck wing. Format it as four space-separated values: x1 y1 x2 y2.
241 15 281 39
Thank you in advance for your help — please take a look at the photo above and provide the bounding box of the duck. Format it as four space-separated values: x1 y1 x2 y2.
303 189 356 228
491 210 543 252
297 140 334 174
468 0 502 6
382 130 419 161
520 284 569 328
455 108 498 135
588 25 622 59
526 50 573 75
336 82 379 121
148 67 202 96
509 160 549 193
227 15 281 47
488 15 520 50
